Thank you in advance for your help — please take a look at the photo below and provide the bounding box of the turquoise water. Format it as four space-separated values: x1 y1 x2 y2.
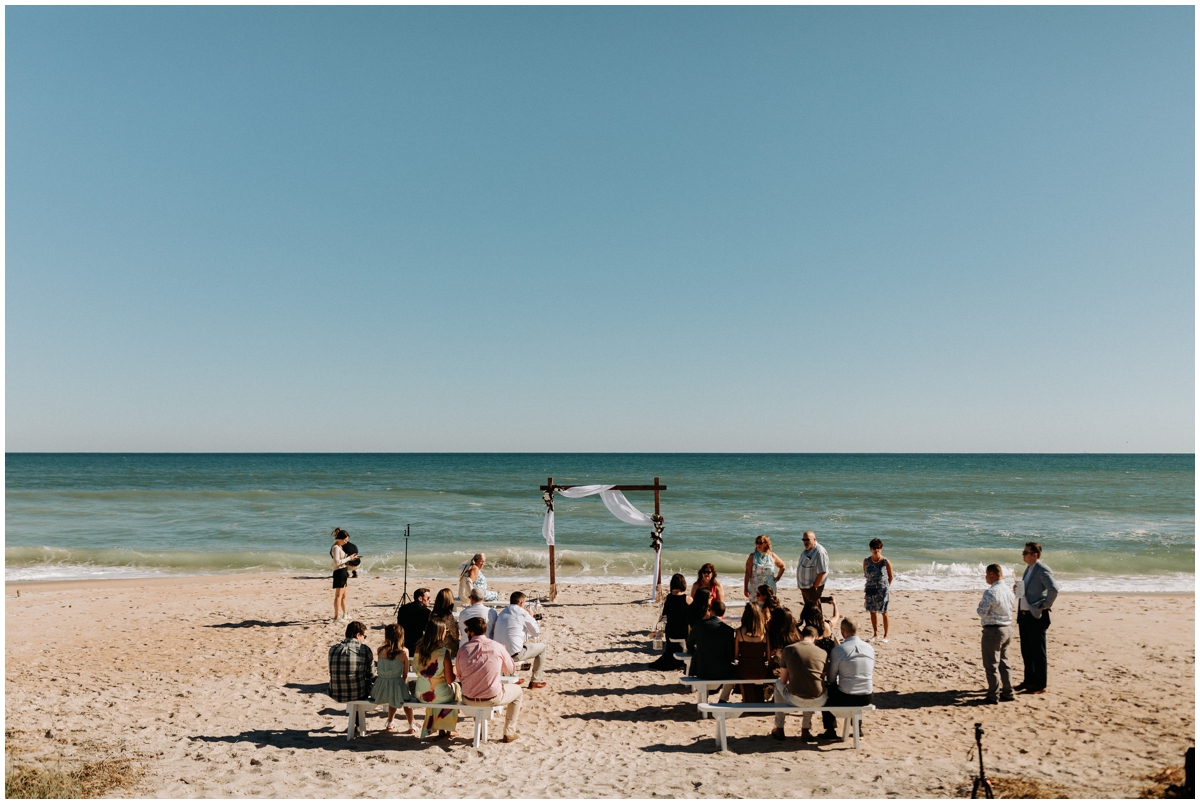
5 453 1194 591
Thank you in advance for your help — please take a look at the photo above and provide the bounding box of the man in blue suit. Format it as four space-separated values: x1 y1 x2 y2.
1016 542 1059 695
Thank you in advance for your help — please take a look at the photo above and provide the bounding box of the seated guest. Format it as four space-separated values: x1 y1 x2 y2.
458 553 500 603
691 563 725 605
801 598 840 655
371 623 414 734
687 587 712 633
458 587 499 636
493 591 547 688
327 620 375 703
767 605 798 659
397 587 432 657
819 616 875 740
735 602 771 702
413 620 459 740
430 588 460 655
770 625 827 742
456 616 523 743
687 599 736 701
649 573 690 671
756 585 781 620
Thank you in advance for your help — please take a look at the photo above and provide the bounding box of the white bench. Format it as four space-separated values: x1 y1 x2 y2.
345 699 513 747
697 701 876 750
343 674 519 747
668 639 691 674
679 676 776 718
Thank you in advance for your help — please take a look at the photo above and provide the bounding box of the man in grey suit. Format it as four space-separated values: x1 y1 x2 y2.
1016 542 1059 694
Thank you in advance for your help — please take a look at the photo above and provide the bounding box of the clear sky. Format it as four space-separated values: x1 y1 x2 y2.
5 6 1195 452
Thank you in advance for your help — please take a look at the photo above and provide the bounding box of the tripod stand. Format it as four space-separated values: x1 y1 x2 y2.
394 524 411 616
971 722 995 799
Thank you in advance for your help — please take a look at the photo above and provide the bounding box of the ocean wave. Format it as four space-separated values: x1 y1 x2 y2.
4 546 1194 592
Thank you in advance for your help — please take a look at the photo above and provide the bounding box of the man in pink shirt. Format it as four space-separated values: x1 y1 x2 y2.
457 616 523 742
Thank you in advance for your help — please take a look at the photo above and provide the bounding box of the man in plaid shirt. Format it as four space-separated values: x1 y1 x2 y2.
328 620 375 703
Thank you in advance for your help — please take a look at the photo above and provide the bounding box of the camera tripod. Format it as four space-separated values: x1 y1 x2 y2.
971 722 995 799
393 524 411 618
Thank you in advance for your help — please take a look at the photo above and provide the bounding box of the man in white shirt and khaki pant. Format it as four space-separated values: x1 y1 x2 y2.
977 563 1016 704
492 591 548 689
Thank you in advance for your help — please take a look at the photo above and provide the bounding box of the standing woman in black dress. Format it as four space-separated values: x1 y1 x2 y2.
330 528 359 621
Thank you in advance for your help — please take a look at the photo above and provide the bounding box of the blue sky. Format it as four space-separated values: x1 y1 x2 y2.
6 6 1194 452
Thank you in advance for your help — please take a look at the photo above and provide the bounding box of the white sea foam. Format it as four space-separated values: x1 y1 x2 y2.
5 565 181 582
4 560 1193 592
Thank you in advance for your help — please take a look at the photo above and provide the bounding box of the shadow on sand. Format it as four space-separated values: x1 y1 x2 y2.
872 689 977 709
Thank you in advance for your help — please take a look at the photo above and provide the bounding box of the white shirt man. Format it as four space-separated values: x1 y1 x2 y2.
795 531 829 606
492 592 547 688
978 563 1016 703
457 588 498 635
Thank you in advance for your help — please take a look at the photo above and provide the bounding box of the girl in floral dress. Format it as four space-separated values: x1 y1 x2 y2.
413 621 459 739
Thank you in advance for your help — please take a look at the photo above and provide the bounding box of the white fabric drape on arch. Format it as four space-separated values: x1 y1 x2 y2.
542 484 661 600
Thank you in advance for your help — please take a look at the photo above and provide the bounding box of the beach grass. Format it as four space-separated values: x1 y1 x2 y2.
1140 765 1188 798
956 775 1072 798
5 756 141 799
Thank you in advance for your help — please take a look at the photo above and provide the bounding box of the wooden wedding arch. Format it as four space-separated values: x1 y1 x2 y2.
540 476 666 602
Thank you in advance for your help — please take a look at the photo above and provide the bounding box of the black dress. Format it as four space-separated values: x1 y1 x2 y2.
648 594 690 670
663 594 690 641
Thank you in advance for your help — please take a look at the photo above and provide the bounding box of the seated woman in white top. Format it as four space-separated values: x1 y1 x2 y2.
458 553 499 603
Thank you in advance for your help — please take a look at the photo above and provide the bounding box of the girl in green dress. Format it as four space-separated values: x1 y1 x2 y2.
371 624 414 734
413 620 459 739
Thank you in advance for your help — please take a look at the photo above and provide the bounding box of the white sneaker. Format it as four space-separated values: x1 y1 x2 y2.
881 638 889 643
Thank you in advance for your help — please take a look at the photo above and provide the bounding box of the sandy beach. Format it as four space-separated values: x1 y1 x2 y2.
4 573 1193 798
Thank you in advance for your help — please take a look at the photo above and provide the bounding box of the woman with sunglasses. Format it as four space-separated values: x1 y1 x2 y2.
744 535 786 598
690 563 725 605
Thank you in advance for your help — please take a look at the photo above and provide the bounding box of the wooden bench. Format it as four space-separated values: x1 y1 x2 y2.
679 676 776 718
697 701 876 750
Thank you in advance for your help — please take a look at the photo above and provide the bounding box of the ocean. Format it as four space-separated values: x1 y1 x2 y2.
5 453 1194 593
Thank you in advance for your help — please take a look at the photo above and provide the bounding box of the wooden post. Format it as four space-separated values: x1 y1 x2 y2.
547 476 557 602
653 476 663 602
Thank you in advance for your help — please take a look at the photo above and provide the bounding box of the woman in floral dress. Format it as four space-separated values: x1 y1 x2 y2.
743 535 786 598
863 538 895 642
412 621 459 739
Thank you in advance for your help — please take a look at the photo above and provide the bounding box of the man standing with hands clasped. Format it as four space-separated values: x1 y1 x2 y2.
977 564 1015 704
1016 542 1059 695
795 531 829 607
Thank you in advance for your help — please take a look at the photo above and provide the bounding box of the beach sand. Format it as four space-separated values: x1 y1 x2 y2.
5 574 1193 797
